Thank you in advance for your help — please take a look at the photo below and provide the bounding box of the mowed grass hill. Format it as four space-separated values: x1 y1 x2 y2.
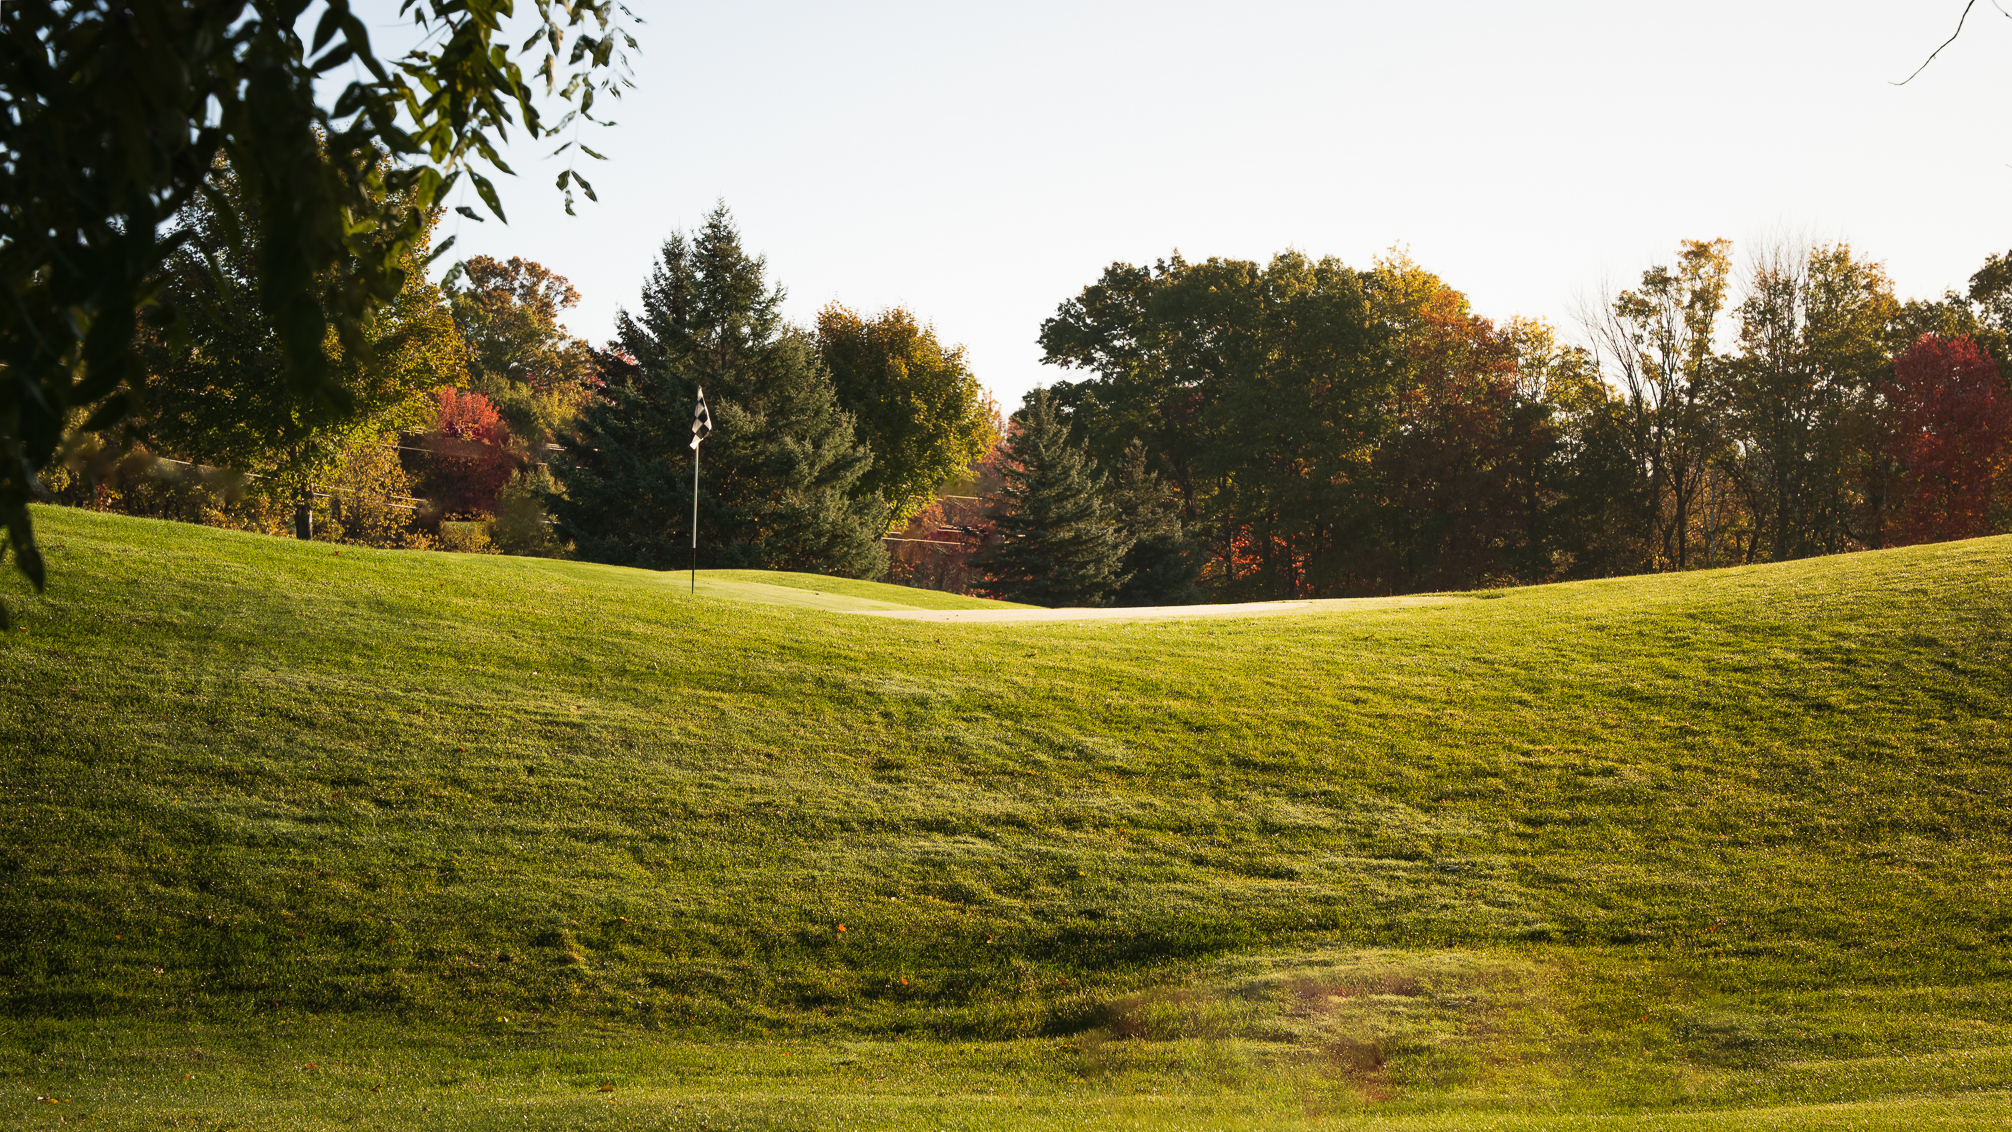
0 505 2008 1131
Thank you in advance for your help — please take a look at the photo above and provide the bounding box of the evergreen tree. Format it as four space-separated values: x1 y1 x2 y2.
550 206 887 577
976 389 1127 607
1107 439 1203 605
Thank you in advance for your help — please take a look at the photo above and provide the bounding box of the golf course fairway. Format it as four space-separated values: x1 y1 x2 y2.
0 505 2007 1129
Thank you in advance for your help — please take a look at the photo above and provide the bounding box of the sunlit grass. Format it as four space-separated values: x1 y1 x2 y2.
1 506 2007 1129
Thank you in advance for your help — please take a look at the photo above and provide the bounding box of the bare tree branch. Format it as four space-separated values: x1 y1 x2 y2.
1894 0 1982 85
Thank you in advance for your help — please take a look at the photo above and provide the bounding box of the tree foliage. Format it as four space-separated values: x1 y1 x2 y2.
1106 440 1201 606
816 305 996 529
422 387 517 518
550 206 886 577
1042 251 1389 599
446 255 602 450
1037 236 2012 602
1369 261 1558 591
136 162 464 499
1583 239 1733 571
323 431 434 549
1880 334 2012 545
1 0 637 626
975 390 1127 608
1723 243 1896 561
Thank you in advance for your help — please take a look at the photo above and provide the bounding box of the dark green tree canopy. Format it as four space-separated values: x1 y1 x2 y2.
137 161 465 496
551 205 887 577
1106 439 1202 606
1 0 636 626
976 389 1127 608
1041 251 1388 598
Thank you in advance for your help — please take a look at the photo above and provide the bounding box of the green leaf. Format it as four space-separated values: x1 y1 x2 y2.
433 237 465 274
341 13 394 83
312 5 346 53
473 135 516 176
313 44 358 74
468 171 509 223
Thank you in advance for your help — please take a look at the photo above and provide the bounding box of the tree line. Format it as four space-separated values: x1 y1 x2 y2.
11 3 2006 619
38 180 2012 608
961 239 2012 605
57 196 997 576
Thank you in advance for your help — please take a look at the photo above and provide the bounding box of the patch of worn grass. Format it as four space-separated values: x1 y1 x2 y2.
0 506 2009 1128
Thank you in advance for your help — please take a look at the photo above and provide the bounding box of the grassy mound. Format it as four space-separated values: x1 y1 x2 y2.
696 569 1037 611
1 506 2008 1128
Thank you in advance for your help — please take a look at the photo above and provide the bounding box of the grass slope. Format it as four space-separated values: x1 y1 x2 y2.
1 506 2009 1130
697 569 1037 611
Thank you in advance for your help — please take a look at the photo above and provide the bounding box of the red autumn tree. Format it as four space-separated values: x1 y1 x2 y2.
1880 334 2012 546
425 386 517 517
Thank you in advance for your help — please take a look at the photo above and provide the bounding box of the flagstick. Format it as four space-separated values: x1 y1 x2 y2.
690 443 699 598
689 386 711 599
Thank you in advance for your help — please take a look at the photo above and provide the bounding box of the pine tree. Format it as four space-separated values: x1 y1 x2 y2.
550 205 887 577
976 389 1127 606
1107 439 1203 605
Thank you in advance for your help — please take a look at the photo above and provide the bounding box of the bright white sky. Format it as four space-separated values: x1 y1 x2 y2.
409 1 2012 409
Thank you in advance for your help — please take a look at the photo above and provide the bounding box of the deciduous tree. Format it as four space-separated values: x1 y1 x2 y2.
1041 250 1388 599
422 387 517 517
1540 346 1655 576
1880 334 2011 545
446 255 602 449
324 432 433 549
1724 242 1896 561
136 163 463 501
816 305 996 530
1 0 636 626
1368 258 1555 591
1582 239 1733 571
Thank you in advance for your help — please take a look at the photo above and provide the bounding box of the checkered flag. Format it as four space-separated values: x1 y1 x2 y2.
690 387 713 450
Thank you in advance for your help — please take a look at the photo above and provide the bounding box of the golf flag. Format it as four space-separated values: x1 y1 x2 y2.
690 387 713 450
